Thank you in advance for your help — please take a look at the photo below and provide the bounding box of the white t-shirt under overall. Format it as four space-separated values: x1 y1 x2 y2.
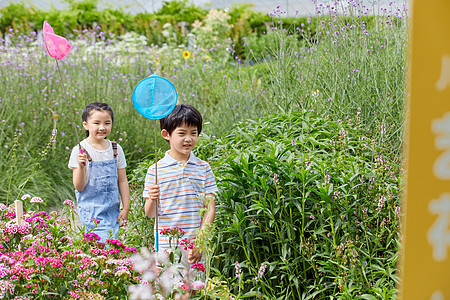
68 139 127 181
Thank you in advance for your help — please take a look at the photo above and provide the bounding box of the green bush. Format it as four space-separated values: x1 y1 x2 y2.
0 2 44 34
194 110 401 298
155 0 206 24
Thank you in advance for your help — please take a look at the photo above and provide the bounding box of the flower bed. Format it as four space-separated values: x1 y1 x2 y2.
0 201 207 299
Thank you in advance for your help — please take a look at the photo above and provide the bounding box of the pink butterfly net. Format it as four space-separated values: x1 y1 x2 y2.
42 21 84 162
43 21 71 60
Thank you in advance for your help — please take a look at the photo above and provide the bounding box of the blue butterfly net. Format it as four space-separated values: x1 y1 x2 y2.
132 74 177 120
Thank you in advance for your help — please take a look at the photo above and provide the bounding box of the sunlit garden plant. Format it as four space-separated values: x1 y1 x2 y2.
0 200 140 298
128 227 207 300
0 199 214 299
195 109 401 299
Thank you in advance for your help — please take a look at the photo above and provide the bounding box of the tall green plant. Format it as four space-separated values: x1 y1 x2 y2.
195 110 401 299
246 2 407 162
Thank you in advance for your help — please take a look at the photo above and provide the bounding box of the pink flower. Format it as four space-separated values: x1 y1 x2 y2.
179 238 194 250
42 21 71 60
82 232 101 241
63 200 75 208
235 261 242 278
181 284 189 290
191 262 205 272
257 262 267 278
191 280 205 290
68 290 80 298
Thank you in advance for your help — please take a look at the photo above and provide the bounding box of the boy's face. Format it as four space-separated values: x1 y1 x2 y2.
162 123 199 162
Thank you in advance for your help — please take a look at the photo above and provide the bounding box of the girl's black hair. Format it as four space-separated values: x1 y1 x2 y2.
82 102 114 137
160 104 202 135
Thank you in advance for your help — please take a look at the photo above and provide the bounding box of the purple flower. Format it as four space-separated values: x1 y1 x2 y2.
378 196 386 209
254 262 267 281
235 261 242 278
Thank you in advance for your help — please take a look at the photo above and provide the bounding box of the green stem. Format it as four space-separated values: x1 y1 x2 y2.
6 135 19 205
328 201 337 247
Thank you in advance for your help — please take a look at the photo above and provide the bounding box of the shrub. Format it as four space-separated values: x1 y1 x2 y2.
195 110 401 298
155 0 207 24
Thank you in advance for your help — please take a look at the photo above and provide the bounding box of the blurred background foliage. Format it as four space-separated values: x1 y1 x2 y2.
0 0 324 56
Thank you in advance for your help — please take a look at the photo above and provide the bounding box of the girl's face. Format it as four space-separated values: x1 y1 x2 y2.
83 110 113 142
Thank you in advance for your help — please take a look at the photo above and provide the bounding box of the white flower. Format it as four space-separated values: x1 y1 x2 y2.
159 271 174 294
142 269 157 282
21 194 31 200
197 193 205 201
30 197 43 203
114 266 131 277
131 253 151 272
191 280 205 290
128 285 154 300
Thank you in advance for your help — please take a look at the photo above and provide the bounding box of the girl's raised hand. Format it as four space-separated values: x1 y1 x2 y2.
77 152 87 168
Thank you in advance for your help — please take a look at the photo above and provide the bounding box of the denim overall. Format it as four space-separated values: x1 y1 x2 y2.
76 142 120 243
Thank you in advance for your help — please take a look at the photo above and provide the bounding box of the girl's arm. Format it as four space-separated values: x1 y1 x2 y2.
117 168 130 224
73 152 88 192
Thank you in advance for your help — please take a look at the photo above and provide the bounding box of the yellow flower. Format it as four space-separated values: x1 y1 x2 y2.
182 50 191 59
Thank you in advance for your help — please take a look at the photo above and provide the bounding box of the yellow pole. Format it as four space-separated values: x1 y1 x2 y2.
399 0 450 298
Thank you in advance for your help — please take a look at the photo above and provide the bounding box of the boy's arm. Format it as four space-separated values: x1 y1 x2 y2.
144 184 160 218
189 193 216 264
200 193 216 229
117 168 130 223
144 198 156 218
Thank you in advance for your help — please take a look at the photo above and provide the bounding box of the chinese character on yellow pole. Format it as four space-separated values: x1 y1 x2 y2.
400 0 450 299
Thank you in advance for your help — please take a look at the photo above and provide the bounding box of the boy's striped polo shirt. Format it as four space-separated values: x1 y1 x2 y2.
143 151 218 250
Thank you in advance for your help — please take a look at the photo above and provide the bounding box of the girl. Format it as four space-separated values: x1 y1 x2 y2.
68 102 130 242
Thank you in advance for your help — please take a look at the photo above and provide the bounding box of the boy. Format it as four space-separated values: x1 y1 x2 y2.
143 104 218 264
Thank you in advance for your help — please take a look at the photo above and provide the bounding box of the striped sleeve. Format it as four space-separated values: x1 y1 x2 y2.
204 162 219 194
142 164 156 198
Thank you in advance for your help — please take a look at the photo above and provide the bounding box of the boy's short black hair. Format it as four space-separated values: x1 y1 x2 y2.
160 104 202 135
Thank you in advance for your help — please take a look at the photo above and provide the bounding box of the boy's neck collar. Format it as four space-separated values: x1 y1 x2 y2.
163 150 200 165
